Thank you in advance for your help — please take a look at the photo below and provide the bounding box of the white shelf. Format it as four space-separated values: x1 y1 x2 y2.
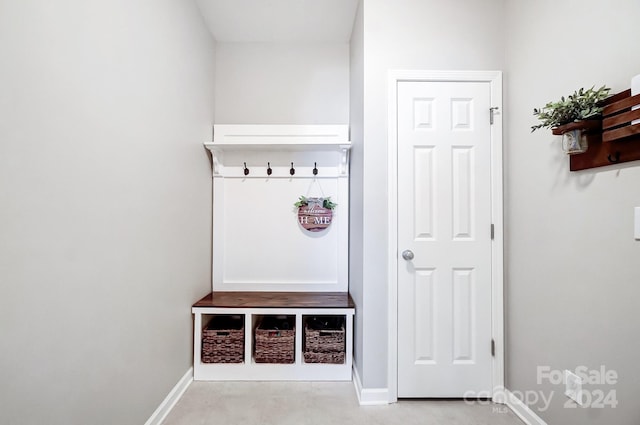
211 124 349 145
205 141 351 152
193 308 354 381
205 125 351 177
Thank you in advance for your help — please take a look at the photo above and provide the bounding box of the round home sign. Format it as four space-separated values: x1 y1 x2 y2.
294 196 336 233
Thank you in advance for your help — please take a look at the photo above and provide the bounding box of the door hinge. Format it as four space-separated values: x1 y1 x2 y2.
491 339 496 357
490 107 499 125
491 224 495 240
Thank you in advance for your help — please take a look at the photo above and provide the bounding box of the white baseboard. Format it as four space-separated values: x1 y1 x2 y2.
504 389 548 425
352 365 390 405
145 367 193 425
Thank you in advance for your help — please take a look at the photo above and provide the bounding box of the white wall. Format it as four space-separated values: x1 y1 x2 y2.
215 42 349 124
358 0 506 389
0 1 215 424
348 0 365 381
505 1 640 423
357 4 640 423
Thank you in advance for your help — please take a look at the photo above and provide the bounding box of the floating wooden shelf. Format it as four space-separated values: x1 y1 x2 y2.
565 89 640 171
551 119 601 136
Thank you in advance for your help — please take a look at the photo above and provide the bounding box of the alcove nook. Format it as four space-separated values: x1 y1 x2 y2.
191 0 359 381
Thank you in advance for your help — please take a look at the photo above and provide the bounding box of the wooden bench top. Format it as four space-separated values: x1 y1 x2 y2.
193 291 355 309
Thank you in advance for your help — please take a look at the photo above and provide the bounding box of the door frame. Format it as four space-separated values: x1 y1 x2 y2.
387 70 504 403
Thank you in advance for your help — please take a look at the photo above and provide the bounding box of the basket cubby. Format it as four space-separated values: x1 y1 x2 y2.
303 315 346 364
254 315 296 364
201 315 245 364
192 292 354 381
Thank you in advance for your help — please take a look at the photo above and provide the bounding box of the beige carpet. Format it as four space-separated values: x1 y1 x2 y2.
161 381 524 425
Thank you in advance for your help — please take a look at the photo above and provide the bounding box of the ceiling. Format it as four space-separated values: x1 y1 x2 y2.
195 0 359 43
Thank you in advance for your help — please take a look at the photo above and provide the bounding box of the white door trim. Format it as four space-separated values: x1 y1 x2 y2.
387 70 504 403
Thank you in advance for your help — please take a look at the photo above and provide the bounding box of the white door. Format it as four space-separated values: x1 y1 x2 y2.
397 80 493 397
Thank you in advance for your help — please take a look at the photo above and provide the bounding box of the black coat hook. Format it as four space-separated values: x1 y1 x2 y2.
313 162 318 176
243 162 249 176
267 162 272 176
290 162 295 176
607 152 621 163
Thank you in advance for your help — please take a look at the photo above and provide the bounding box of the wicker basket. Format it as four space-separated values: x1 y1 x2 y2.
254 316 295 364
303 316 345 364
202 315 244 363
303 351 345 364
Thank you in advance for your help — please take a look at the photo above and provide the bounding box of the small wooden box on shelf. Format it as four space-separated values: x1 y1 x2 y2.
566 89 640 171
192 291 355 381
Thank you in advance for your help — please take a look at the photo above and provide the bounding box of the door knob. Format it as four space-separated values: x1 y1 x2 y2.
402 250 414 261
